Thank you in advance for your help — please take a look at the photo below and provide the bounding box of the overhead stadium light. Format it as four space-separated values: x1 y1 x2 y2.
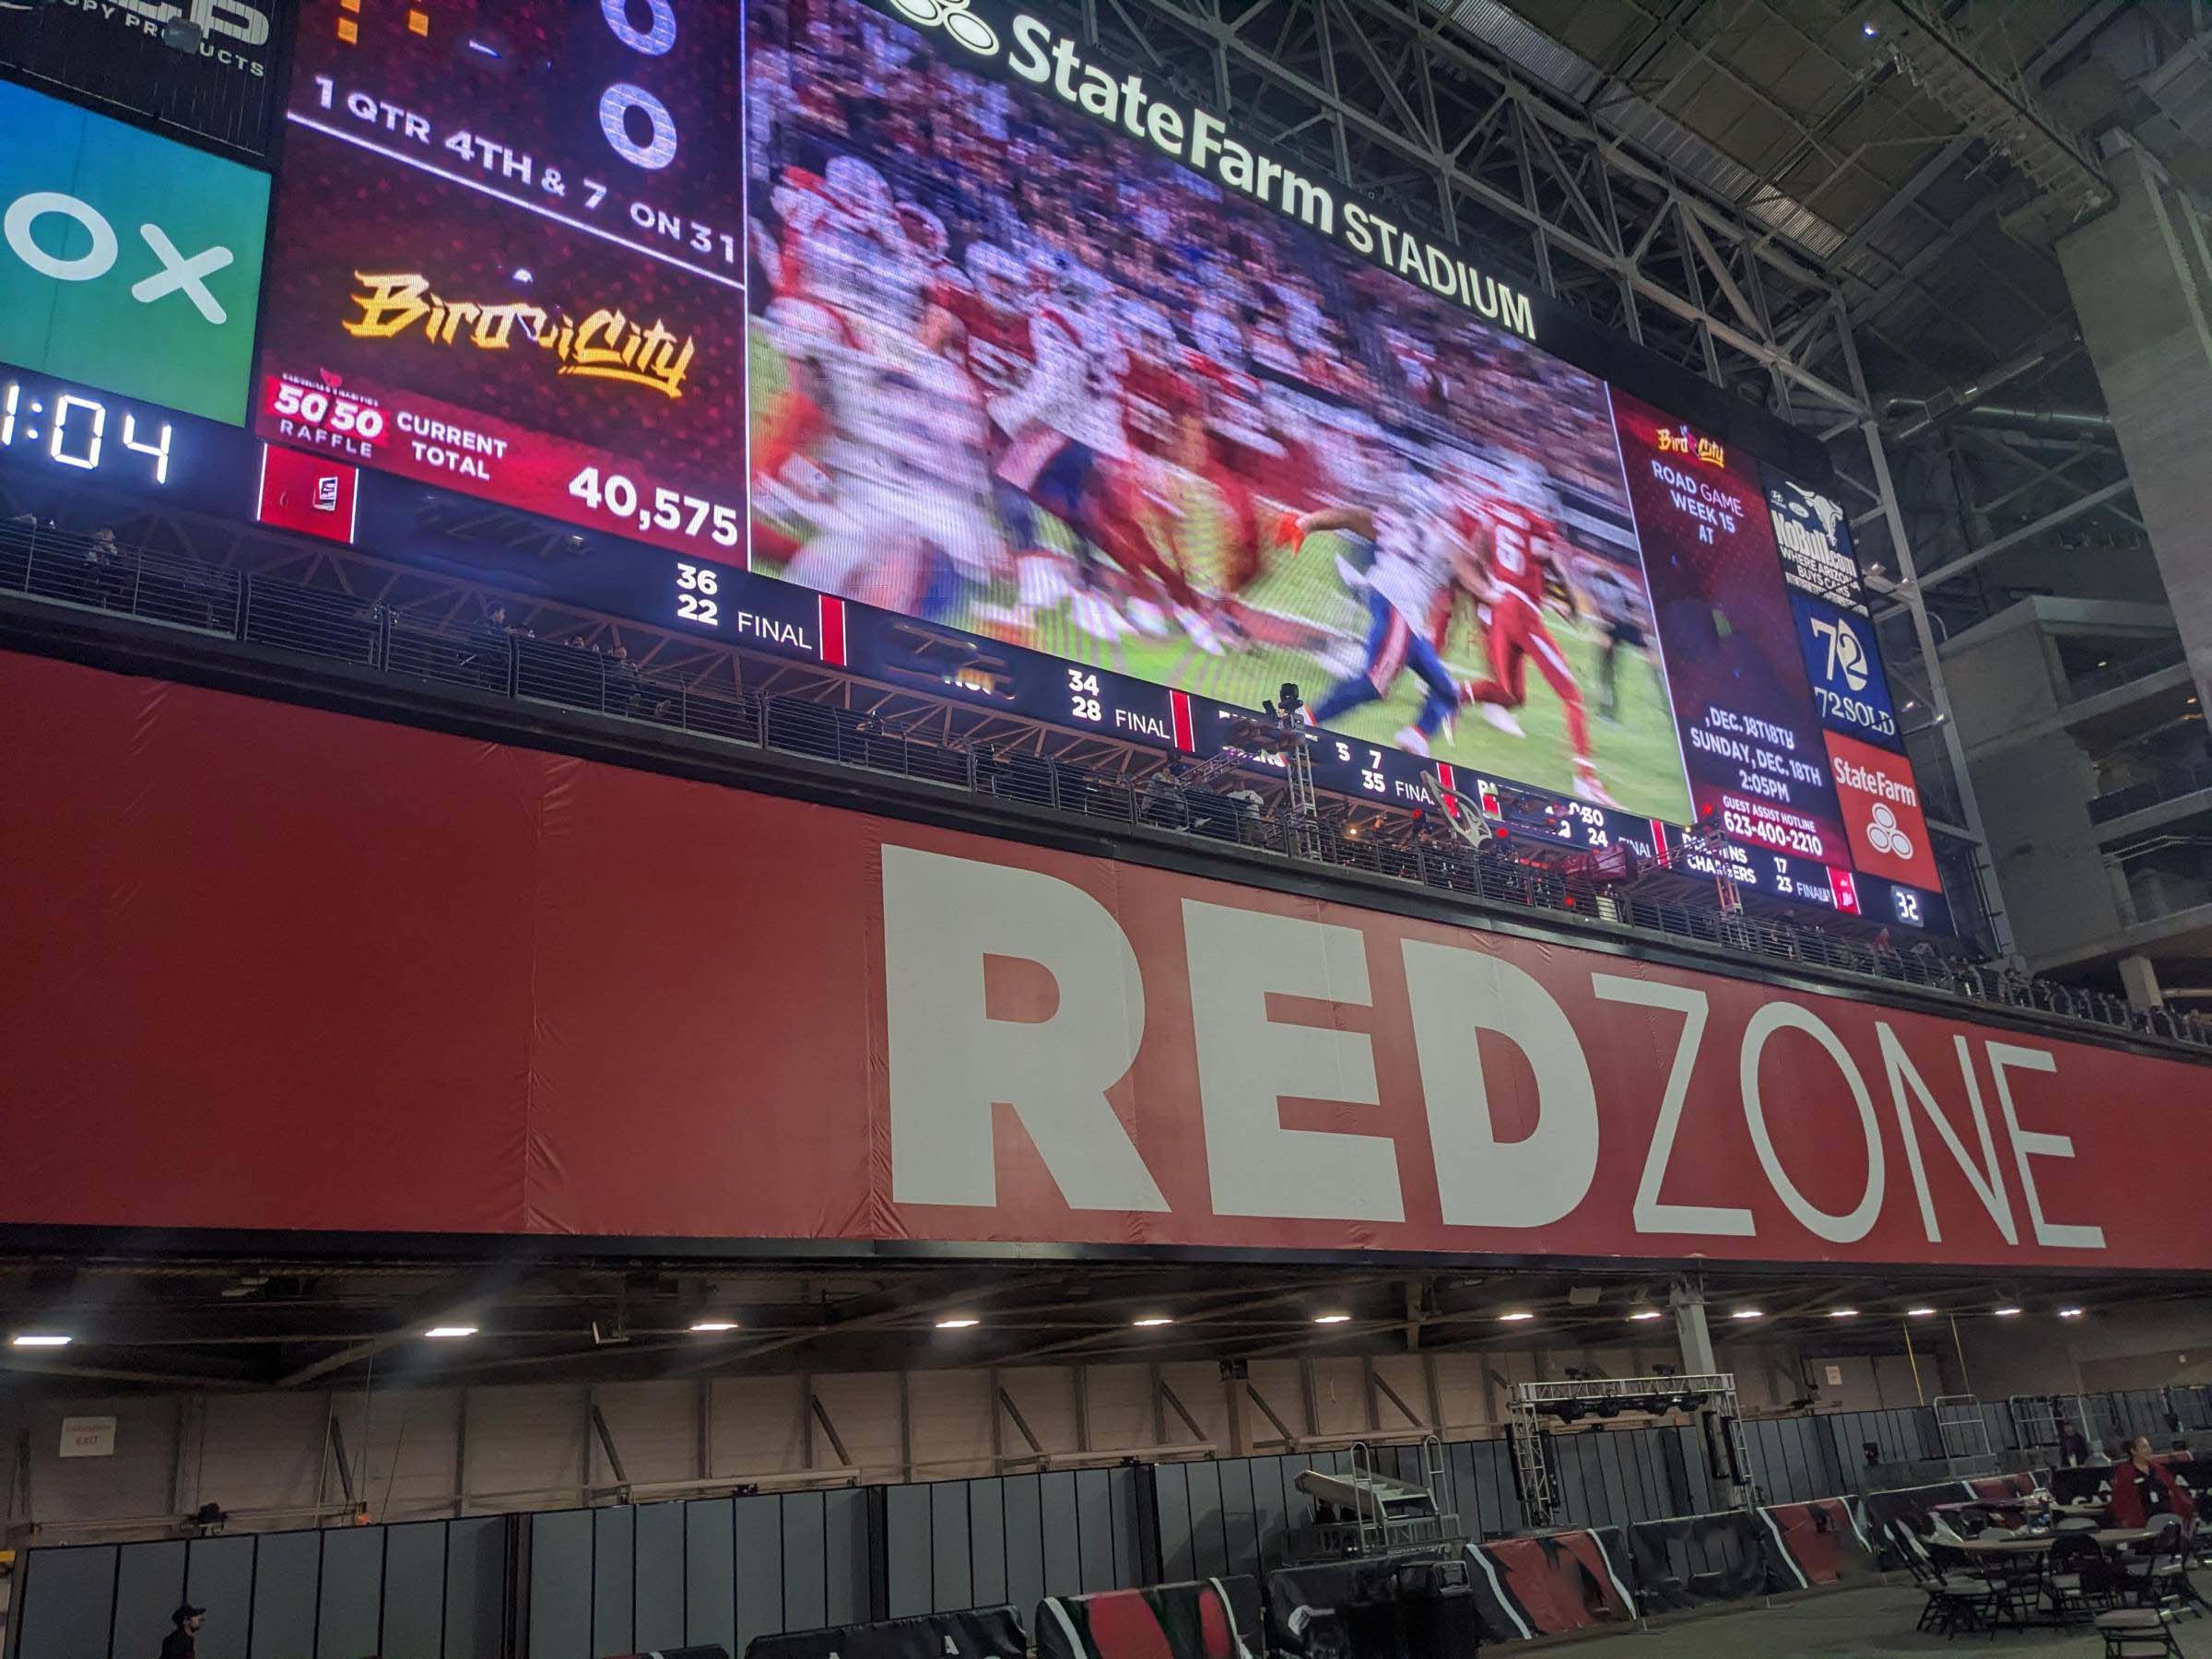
1131 1316 1173 1327
935 1316 979 1329
1907 1306 1937 1317
1312 1312 1351 1324
424 1325 477 1338
10 1333 70 1347
1498 1312 1535 1323
689 1321 738 1333
1830 1309 1859 1319
1629 1310 1665 1322
1994 1306 2022 1318
1730 1309 1763 1321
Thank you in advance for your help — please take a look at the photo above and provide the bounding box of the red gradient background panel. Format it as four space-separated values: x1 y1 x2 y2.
1 650 2206 1271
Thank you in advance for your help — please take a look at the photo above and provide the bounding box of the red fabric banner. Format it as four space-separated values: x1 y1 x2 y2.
3 650 2208 1270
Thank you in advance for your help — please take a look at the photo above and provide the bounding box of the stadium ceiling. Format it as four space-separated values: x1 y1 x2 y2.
1055 0 2209 947
1412 0 2212 625
0 1253 2192 1395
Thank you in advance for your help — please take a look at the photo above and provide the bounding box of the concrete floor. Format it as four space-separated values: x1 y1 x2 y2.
1540 1583 2208 1654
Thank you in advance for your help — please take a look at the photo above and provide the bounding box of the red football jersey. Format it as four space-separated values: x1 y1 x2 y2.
1480 496 1561 606
1119 352 1200 458
932 281 1035 398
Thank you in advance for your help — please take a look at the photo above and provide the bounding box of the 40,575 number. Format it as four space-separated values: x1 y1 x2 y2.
569 466 739 547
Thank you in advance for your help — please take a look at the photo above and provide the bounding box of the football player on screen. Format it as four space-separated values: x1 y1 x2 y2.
752 159 1004 617
1456 464 1619 807
1278 453 1466 759
974 247 1180 645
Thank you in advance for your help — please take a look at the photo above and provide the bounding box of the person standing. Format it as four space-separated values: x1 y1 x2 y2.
2109 1437 2195 1526
2056 1418 2090 1468
160 1606 206 1659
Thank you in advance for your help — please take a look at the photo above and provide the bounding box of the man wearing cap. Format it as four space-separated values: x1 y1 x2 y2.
160 1605 205 1659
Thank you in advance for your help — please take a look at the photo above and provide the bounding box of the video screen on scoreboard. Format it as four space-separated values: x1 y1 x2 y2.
744 0 1693 824
252 0 747 561
239 0 1937 896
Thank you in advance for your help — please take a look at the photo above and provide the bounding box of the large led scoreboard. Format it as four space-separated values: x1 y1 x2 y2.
0 0 1951 935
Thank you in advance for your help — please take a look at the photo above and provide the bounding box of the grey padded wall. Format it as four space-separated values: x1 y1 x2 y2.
13 1522 509 1659
682 1500 735 1659
112 1541 187 1659
591 1506 635 1659
316 1524 384 1659
183 1536 255 1659
382 1524 450 1659
730 1495 783 1658
885 1470 1142 1619
632 1500 685 1653
249 1529 322 1659
524 1491 868 1659
10 1544 117 1659
527 1510 594 1659
446 1517 510 1659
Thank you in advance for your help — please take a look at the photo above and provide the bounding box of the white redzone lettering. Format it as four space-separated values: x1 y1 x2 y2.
881 846 2107 1252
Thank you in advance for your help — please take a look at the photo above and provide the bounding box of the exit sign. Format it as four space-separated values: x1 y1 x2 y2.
59 1417 115 1458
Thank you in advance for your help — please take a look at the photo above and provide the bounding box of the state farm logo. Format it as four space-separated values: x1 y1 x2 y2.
1865 802 1912 860
884 0 999 53
1830 752 1917 809
3 191 238 324
1825 732 1932 883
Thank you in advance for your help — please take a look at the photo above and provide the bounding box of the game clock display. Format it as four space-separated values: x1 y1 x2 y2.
0 369 265 524
2 381 177 487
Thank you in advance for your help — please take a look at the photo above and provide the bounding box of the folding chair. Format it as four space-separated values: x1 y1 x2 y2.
2120 1515 2189 1611
2049 1532 2120 1626
2096 1606 2184 1657
1924 1542 1997 1637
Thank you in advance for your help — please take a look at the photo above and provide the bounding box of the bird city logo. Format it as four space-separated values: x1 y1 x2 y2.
3 190 239 324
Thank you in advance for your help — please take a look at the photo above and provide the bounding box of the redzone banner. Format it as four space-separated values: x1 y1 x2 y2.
2 651 2206 1271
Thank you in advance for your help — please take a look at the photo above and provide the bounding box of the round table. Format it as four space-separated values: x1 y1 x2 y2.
2094 1527 2158 1547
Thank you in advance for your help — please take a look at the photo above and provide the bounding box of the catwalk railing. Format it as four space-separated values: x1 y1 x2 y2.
2064 641 2191 704
3 522 2204 1053
2089 759 2212 825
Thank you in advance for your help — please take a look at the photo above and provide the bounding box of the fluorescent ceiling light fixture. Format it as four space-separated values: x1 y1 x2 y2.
1498 1312 1536 1323
9 1334 70 1347
1730 1309 1763 1320
1907 1306 1936 1317
1313 1313 1352 1324
1994 1306 2022 1317
1131 1316 1173 1327
424 1325 476 1338
1830 1309 1859 1318
935 1316 980 1329
689 1321 739 1333
1629 1310 1665 1321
